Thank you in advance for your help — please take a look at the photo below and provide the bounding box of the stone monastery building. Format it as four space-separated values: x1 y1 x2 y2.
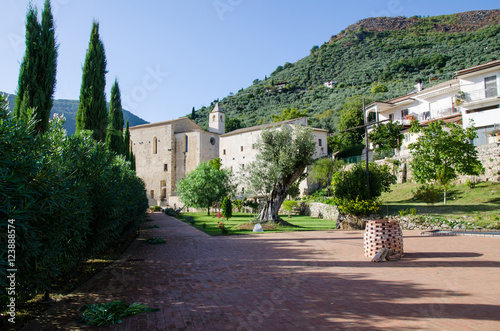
130 103 328 207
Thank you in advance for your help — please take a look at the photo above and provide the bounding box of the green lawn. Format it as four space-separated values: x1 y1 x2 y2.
181 212 335 236
380 181 500 225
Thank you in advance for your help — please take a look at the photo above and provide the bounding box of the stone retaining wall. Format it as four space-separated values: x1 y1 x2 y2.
305 202 339 221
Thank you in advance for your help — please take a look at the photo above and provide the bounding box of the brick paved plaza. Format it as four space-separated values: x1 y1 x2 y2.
25 212 500 330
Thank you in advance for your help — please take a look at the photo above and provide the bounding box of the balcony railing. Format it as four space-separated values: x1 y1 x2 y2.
400 107 460 125
464 87 499 103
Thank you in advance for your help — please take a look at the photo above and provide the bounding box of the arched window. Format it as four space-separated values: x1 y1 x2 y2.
220 115 223 121
153 137 157 154
212 115 216 122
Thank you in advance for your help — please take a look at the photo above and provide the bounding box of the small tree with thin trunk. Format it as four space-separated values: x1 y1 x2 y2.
409 120 484 204
244 125 316 223
177 162 235 215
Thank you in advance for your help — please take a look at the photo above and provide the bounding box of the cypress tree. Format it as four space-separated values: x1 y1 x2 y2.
14 1 58 134
105 79 124 155
191 106 196 120
76 21 108 141
123 119 130 160
14 4 41 122
130 151 136 171
38 0 58 133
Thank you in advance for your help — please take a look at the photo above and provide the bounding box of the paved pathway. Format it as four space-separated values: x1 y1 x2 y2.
24 212 500 330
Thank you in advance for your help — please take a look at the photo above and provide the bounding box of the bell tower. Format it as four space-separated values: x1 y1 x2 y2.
209 102 225 135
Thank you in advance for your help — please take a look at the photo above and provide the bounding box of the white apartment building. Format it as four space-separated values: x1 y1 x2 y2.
366 79 461 156
365 59 500 157
456 60 500 145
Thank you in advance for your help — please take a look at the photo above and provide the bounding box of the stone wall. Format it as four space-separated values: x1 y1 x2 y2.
305 202 339 221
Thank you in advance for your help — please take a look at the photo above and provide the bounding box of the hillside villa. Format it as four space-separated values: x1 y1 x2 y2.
365 59 500 157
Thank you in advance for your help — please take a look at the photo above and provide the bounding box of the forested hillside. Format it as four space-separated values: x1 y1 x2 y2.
2 92 148 134
191 10 500 134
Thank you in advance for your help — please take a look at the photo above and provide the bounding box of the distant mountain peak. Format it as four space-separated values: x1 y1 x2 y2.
1 92 149 135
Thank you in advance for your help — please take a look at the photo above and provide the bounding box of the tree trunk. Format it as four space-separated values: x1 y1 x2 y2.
259 184 288 223
258 166 305 223
207 206 210 216
443 187 447 205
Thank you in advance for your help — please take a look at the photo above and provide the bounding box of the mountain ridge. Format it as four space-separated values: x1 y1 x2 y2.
191 9 500 134
339 9 500 36
2 92 148 135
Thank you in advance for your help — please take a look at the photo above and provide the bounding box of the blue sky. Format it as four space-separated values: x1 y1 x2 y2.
1 0 499 123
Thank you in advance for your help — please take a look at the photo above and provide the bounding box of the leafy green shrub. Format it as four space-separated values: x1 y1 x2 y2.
164 208 179 217
399 208 417 217
413 184 440 205
332 162 396 201
0 95 147 307
144 238 166 244
335 197 380 216
312 188 330 200
80 300 159 326
465 178 477 189
184 216 195 225
152 205 161 212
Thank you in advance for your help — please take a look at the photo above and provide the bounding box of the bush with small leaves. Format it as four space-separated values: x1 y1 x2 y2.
413 184 441 205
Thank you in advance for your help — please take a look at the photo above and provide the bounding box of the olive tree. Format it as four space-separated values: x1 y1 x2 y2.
244 125 316 223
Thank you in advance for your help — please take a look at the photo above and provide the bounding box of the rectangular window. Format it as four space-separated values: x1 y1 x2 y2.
318 139 322 147
164 164 168 172
404 133 410 142
150 190 154 199
241 146 244 152
185 136 189 152
401 109 409 118
223 149 226 155
389 113 394 121
485 76 498 98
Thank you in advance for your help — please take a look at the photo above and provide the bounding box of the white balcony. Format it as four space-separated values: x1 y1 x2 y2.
463 87 499 103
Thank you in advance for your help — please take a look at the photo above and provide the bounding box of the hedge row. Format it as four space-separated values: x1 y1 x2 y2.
0 96 148 305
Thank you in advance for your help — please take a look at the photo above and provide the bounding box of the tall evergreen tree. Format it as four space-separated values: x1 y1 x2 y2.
76 21 108 141
106 79 124 155
191 106 196 120
14 4 41 122
14 1 58 134
130 151 136 171
38 0 58 133
123 119 130 160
